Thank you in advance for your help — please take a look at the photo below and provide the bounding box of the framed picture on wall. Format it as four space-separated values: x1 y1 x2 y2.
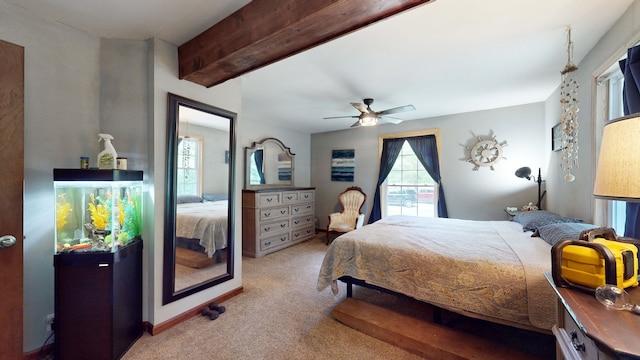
552 123 562 151
331 149 355 182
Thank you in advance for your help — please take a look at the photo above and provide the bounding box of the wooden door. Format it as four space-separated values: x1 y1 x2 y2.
0 38 25 359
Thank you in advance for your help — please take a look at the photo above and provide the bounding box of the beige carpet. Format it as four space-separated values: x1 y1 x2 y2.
122 234 553 360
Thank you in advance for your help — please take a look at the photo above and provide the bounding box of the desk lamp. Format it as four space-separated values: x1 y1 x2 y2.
515 166 546 210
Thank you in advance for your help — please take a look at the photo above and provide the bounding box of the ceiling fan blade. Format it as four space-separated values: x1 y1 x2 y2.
350 102 369 113
378 117 403 125
377 104 415 116
350 120 361 128
323 115 359 119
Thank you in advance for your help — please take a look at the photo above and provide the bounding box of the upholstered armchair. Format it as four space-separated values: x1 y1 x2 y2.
326 186 366 244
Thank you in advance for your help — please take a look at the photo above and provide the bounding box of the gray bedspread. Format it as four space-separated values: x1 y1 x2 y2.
176 200 228 258
317 215 555 330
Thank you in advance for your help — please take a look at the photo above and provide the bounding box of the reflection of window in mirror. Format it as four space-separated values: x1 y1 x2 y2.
249 150 265 185
177 136 203 195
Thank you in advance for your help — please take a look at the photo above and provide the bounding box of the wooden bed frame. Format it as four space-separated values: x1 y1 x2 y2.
338 275 551 334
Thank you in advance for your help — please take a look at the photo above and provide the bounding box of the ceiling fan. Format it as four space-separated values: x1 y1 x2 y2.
324 98 416 127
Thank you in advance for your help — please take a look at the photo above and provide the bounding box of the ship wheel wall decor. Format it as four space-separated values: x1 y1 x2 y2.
464 135 508 171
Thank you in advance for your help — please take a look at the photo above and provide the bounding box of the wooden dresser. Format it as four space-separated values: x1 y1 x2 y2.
546 272 640 360
242 187 316 257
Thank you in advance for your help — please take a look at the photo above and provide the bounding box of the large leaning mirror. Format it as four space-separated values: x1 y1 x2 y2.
245 138 295 189
163 93 236 304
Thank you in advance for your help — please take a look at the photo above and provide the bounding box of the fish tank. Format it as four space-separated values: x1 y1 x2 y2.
53 169 143 254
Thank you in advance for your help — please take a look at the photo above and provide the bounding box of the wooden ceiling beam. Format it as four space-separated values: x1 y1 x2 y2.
178 0 435 88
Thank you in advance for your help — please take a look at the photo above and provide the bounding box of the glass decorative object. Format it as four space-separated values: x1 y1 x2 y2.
559 26 579 182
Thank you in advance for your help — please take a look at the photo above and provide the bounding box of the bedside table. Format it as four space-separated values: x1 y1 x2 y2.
545 272 640 360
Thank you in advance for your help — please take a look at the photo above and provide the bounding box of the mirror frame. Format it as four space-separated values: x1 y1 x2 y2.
244 137 295 189
163 93 237 304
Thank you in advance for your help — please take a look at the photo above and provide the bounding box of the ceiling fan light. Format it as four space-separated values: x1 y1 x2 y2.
359 114 377 126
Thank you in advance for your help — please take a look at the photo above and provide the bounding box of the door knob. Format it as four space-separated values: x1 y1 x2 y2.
0 235 17 249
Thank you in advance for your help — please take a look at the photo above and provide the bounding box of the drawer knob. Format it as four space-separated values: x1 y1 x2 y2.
569 330 585 352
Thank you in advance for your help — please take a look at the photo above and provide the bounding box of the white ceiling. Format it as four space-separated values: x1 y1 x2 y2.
8 0 634 134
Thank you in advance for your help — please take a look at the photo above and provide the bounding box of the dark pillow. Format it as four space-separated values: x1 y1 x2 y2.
177 195 203 204
512 210 583 232
533 222 600 246
203 194 228 202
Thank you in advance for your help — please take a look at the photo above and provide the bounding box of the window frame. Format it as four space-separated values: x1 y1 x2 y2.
176 135 204 196
378 129 441 218
592 35 640 232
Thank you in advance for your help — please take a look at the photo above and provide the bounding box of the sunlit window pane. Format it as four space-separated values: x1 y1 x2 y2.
384 141 436 218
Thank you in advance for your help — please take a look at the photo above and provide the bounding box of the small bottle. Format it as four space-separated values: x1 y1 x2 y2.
80 157 89 169
116 157 127 170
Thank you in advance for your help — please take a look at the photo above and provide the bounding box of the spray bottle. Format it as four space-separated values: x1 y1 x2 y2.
97 134 118 169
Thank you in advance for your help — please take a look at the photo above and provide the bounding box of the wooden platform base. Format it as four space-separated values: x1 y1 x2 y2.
332 298 541 360
175 247 216 269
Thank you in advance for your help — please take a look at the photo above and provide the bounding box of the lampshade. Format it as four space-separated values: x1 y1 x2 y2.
515 166 532 180
593 113 640 202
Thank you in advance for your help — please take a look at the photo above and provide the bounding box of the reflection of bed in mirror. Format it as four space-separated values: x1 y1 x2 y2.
175 194 228 269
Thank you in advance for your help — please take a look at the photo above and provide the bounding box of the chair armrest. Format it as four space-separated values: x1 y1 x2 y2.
328 212 345 223
355 214 365 229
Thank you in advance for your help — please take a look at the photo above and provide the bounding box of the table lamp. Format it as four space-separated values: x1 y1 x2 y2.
593 113 640 202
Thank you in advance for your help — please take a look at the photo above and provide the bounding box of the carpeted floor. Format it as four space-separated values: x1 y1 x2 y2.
122 234 555 360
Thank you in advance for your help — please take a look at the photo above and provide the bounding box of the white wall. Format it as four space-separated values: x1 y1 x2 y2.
150 38 243 324
0 2 102 352
311 102 547 227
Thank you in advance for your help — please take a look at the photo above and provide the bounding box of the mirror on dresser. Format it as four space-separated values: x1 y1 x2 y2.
242 138 316 258
245 137 294 189
163 93 236 304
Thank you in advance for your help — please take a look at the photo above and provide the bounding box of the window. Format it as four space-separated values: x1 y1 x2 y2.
177 136 202 196
384 141 437 217
595 48 629 233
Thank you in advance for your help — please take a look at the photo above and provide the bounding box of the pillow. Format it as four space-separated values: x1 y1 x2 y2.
203 194 228 202
533 222 600 246
177 195 203 204
512 210 583 232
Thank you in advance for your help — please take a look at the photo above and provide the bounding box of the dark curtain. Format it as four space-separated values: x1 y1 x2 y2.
368 138 405 223
254 149 265 184
407 136 449 218
619 45 640 237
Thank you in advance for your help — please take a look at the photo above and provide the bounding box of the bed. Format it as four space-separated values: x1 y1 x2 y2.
317 213 595 332
175 195 228 264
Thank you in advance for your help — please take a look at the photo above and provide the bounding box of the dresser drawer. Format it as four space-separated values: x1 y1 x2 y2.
291 215 314 229
258 193 282 206
260 219 289 236
291 225 315 241
282 191 299 203
260 206 289 221
261 233 290 251
554 308 599 360
291 203 314 216
299 190 314 202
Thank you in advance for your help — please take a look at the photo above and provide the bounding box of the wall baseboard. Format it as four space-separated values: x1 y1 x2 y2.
146 286 243 335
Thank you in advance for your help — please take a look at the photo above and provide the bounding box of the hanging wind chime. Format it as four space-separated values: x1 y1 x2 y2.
182 119 191 180
559 26 579 182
